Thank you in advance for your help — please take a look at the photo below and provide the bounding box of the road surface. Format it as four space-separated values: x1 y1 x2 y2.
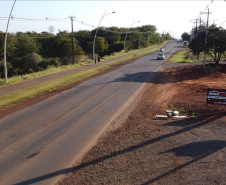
0 41 183 185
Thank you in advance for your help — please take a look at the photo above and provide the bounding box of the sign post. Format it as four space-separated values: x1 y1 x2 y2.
207 89 226 105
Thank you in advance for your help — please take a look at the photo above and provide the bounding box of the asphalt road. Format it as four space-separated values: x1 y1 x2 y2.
0 41 184 185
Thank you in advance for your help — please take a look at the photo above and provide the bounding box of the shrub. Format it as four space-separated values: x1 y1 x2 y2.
22 53 42 72
39 57 61 69
203 64 221 74
0 60 13 78
49 57 61 67
185 51 196 60
107 42 124 55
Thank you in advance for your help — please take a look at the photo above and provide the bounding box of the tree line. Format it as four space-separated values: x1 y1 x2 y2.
0 25 172 78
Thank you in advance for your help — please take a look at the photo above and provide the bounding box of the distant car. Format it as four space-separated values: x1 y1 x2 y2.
159 48 164 52
157 54 165 60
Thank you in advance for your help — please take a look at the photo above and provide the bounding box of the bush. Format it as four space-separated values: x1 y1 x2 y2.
0 60 4 78
50 57 61 67
0 60 13 78
22 53 42 72
203 64 221 74
107 42 124 55
39 57 61 69
38 59 50 69
61 57 70 65
185 51 197 60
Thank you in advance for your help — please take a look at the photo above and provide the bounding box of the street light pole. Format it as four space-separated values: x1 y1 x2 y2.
124 20 140 53
4 0 16 81
93 11 115 60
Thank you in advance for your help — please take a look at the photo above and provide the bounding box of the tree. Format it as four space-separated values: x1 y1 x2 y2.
15 32 40 57
53 31 84 64
188 30 205 59
207 25 226 64
0 32 18 60
75 30 93 54
38 32 55 57
48 26 55 34
0 60 13 78
88 36 108 57
189 24 226 64
0 32 4 60
95 37 108 57
95 27 121 46
181 32 190 41
107 41 124 54
21 53 42 73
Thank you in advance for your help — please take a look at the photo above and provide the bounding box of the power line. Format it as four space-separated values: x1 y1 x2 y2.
219 21 226 26
198 0 214 20
1 15 159 34
0 14 161 37
0 15 95 28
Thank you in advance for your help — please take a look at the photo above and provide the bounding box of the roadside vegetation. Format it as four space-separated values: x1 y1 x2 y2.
170 49 225 74
169 51 200 63
169 50 213 63
189 24 226 65
181 24 226 65
0 25 172 80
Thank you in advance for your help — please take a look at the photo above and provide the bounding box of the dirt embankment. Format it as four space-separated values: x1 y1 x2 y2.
58 63 226 185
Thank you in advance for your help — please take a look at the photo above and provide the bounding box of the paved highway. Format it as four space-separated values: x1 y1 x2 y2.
0 41 183 185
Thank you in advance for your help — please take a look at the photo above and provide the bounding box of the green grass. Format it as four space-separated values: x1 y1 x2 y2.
0 60 94 87
169 50 215 64
0 44 165 109
0 65 106 109
168 104 178 111
169 51 200 63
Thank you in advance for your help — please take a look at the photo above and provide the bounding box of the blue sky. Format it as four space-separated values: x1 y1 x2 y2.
1 0 226 39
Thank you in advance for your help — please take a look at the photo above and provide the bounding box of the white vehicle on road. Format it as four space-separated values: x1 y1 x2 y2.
157 53 165 60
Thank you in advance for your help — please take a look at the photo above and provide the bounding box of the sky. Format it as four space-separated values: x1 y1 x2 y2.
0 0 226 39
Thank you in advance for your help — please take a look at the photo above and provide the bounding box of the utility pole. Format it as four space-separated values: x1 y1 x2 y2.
69 16 75 64
194 19 198 37
202 8 211 69
4 0 16 81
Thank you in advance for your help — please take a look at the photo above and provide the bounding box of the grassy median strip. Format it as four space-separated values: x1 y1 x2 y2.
0 65 106 109
0 45 165 109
